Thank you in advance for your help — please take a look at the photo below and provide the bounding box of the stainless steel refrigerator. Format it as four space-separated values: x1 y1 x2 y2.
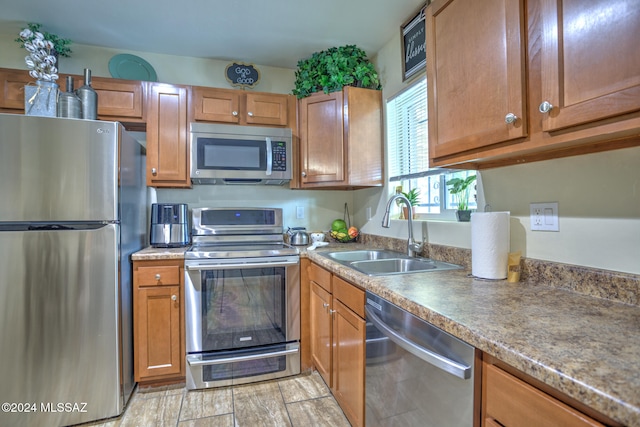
0 114 146 427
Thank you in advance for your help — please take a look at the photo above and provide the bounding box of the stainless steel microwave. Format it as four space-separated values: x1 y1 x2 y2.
190 123 293 185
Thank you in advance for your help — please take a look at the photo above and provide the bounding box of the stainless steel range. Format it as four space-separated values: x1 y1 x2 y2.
184 207 300 389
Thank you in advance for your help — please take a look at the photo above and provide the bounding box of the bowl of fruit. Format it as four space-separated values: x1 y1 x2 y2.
330 218 359 243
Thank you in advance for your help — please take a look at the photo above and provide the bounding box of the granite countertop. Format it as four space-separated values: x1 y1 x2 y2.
305 245 640 427
131 246 188 260
131 243 640 425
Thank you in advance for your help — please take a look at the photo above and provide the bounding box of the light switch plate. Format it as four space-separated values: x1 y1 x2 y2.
530 202 559 231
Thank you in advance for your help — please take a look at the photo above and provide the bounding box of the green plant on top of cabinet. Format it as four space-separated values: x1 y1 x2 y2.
426 0 640 169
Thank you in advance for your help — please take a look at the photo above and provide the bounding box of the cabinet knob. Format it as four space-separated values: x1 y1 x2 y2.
301 171 307 177
232 111 238 116
329 309 337 315
247 112 254 117
504 113 518 124
151 168 157 176
171 295 177 301
539 101 553 114
323 303 329 308
155 273 161 280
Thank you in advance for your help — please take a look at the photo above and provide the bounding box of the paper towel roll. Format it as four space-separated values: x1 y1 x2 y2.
471 212 510 279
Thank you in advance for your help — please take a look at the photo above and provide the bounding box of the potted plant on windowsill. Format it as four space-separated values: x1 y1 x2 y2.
400 188 421 219
446 175 476 221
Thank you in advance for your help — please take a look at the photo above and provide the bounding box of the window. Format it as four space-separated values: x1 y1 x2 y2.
387 77 476 219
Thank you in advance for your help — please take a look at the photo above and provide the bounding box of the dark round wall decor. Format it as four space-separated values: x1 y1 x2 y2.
225 62 260 88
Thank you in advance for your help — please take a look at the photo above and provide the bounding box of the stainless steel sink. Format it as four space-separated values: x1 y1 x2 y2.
324 250 400 262
321 249 462 275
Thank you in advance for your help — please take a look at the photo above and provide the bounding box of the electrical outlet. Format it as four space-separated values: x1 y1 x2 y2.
530 202 559 231
296 206 304 219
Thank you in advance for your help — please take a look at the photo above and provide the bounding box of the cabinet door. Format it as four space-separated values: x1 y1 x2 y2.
191 86 240 123
332 299 366 427
0 68 32 112
483 362 604 427
92 78 145 121
299 91 345 184
427 0 527 160
539 0 640 132
310 281 332 386
135 285 182 380
146 83 190 187
245 93 289 126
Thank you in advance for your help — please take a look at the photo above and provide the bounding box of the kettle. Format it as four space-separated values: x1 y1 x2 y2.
287 227 309 246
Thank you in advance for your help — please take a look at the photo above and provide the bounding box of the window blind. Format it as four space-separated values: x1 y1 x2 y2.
388 78 441 181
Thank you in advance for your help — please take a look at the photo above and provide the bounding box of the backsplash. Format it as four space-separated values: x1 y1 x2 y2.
359 233 640 307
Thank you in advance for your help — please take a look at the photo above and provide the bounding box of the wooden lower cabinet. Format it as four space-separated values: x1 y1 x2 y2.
133 259 185 384
308 262 365 427
482 356 616 427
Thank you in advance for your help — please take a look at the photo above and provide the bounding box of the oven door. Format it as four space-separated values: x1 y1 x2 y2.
184 256 300 388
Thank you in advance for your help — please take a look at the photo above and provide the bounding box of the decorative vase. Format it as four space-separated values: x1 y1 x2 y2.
24 80 59 117
456 210 472 222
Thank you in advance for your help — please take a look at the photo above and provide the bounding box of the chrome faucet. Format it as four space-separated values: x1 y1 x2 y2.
382 194 422 257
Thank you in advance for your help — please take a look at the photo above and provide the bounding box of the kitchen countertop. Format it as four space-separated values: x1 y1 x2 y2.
131 246 188 260
305 245 640 427
131 243 640 426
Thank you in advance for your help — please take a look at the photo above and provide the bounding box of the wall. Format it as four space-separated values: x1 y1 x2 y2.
0 33 353 233
3 30 638 275
365 30 640 275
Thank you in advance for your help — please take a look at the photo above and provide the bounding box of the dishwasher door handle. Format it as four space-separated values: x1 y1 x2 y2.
365 306 472 380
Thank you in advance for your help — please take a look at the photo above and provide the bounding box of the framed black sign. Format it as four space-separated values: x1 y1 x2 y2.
401 5 427 81
225 62 260 88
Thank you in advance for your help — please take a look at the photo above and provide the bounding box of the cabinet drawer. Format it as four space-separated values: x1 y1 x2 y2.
310 263 332 293
483 362 603 427
333 276 364 318
136 266 180 286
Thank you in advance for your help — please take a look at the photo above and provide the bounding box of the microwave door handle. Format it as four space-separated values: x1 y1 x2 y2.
266 137 273 175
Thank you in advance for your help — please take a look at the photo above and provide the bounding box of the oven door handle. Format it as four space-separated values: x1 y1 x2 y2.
186 260 299 270
187 345 299 366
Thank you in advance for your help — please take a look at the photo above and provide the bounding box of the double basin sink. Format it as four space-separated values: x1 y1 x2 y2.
320 249 462 276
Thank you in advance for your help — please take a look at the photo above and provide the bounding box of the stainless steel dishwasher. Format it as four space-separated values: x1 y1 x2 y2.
365 292 475 427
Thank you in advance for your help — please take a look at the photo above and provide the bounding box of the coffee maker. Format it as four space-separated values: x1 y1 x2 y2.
149 203 190 247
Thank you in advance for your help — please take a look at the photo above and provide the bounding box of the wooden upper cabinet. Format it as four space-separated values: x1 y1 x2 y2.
90 77 145 122
191 86 290 126
539 0 640 132
299 90 345 185
0 68 145 123
427 0 640 168
146 83 190 187
0 68 32 111
191 86 240 123
427 0 527 161
298 87 383 189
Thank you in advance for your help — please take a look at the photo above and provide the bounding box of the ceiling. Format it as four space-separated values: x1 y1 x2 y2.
1 0 426 69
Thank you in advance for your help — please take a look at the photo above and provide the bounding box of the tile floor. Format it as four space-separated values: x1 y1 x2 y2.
82 372 351 427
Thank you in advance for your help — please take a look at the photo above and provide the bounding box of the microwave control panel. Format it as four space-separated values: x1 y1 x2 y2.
272 142 287 171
